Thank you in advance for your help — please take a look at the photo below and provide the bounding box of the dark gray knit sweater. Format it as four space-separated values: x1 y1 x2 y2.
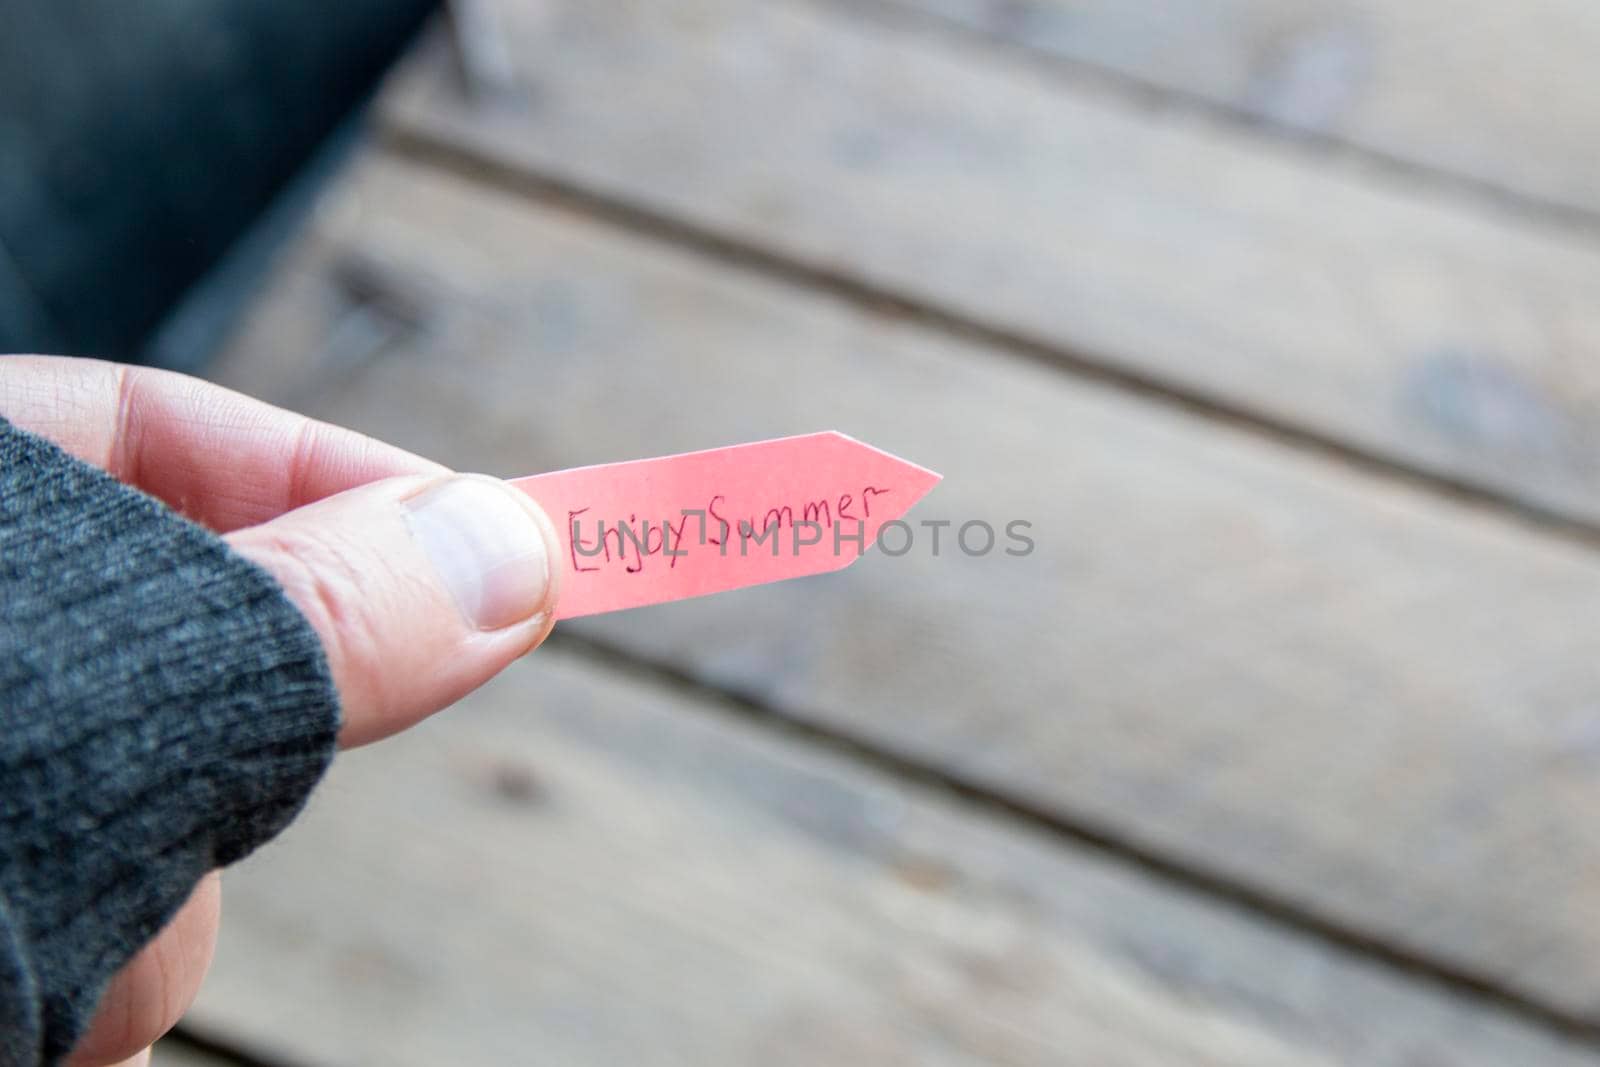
0 417 341 1065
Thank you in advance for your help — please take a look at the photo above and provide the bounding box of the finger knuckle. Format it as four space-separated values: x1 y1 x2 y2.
254 529 385 697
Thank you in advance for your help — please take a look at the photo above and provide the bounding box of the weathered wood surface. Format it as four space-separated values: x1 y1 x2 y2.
210 157 1600 1022
890 0 1600 216
380 0 1600 528
188 648 1600 1066
152 1040 236 1067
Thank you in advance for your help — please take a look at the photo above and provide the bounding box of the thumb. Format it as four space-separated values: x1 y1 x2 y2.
227 473 562 747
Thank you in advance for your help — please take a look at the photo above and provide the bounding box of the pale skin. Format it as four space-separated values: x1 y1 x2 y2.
0 355 565 1065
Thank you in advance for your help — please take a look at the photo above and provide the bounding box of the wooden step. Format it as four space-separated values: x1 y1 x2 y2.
887 0 1600 219
189 647 1600 1065
379 0 1600 527
211 155 1600 1023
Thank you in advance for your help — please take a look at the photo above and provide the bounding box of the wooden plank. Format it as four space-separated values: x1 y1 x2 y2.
187 647 1600 1065
379 0 1600 528
209 156 1600 1022
886 0 1600 216
151 1041 237 1067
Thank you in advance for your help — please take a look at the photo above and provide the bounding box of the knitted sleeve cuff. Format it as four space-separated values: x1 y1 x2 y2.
0 416 341 1063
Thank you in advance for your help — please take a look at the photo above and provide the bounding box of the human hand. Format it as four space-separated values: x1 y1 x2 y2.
0 355 563 1065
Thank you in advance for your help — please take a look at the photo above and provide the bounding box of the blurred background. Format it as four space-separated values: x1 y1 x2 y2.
9 1 1600 1064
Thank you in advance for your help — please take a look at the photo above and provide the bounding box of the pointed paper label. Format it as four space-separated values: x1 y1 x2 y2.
512 432 940 619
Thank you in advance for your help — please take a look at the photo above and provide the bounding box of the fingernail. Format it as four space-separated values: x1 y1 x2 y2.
403 476 553 631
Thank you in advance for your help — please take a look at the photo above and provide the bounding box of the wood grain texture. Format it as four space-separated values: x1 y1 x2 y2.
379 0 1600 528
210 157 1600 1022
887 0 1600 215
187 648 1600 1066
151 1041 237 1067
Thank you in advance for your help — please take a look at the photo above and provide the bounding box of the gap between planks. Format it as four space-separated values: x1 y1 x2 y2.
824 0 1600 246
157 1025 309 1067
379 125 1600 559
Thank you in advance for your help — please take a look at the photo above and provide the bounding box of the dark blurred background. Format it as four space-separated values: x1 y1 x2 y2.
0 0 433 370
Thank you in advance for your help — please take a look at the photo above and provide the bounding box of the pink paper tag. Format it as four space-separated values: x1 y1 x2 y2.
513 432 941 619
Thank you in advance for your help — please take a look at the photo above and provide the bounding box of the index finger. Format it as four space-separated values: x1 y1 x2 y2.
0 355 445 532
